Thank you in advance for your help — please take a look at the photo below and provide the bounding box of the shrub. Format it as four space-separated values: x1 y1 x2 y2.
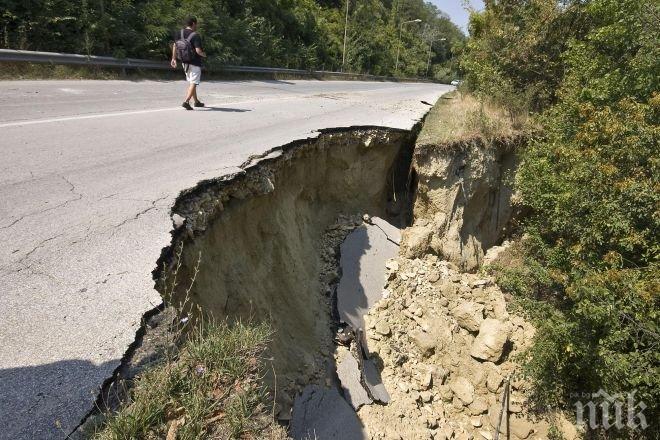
472 1 659 436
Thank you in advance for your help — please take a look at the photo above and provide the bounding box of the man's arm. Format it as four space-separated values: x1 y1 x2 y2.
193 35 206 58
170 43 177 68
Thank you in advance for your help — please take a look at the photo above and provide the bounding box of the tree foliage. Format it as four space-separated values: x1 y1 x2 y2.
0 0 465 78
466 0 659 434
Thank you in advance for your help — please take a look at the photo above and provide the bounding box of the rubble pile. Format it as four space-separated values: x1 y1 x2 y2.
356 254 562 440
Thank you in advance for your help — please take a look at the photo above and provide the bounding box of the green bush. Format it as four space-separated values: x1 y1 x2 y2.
461 0 585 112
469 1 659 436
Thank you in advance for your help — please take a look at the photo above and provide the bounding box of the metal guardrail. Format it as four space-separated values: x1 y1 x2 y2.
0 49 435 83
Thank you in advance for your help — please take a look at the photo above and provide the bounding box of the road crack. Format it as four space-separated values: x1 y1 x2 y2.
109 195 169 236
0 175 83 230
14 232 65 271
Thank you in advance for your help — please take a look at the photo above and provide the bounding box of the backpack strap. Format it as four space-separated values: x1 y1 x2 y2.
186 31 197 42
180 29 185 41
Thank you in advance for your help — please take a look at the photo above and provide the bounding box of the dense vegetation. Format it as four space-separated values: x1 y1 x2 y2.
464 0 659 435
0 0 464 79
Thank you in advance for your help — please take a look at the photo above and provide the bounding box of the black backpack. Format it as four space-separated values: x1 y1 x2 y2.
175 29 197 63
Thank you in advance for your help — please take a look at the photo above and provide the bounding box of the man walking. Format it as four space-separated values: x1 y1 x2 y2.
171 16 207 110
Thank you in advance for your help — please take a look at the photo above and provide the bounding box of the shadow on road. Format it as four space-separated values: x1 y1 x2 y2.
0 358 118 439
199 107 251 112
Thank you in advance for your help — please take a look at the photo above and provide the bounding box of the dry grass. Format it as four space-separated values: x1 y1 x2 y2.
418 91 529 146
88 247 287 440
91 320 287 440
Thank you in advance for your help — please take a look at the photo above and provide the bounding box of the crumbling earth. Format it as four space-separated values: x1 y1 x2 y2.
355 253 578 440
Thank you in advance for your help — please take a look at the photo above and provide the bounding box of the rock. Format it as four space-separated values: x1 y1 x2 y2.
483 241 512 266
454 431 474 440
469 397 489 415
412 330 437 357
427 270 441 283
511 376 525 391
411 316 452 358
469 279 490 288
375 321 391 336
386 259 399 272
440 282 457 297
172 213 185 228
557 413 579 440
439 385 453 402
420 391 433 403
451 302 484 332
401 224 433 258
487 407 533 438
486 370 503 393
437 427 454 440
420 371 433 389
478 430 493 440
509 400 523 413
510 417 534 439
488 405 503 431
428 365 448 385
452 396 465 409
490 295 509 321
470 319 510 362
458 285 473 298
470 369 487 390
449 376 475 405
471 416 483 427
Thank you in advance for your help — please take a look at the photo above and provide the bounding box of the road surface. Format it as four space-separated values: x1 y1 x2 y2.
0 78 450 438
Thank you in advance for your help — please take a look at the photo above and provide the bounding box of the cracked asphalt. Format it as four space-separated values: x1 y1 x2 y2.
0 78 450 439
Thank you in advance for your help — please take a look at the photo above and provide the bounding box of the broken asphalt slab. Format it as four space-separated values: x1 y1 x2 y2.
290 385 367 440
337 351 373 410
337 217 400 331
363 358 390 404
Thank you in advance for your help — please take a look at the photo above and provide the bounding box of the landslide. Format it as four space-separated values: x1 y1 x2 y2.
154 127 418 412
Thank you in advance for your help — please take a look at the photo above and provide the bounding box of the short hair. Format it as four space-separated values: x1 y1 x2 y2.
184 16 197 27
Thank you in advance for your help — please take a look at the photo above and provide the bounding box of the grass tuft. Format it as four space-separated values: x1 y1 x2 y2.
93 320 285 440
418 91 530 146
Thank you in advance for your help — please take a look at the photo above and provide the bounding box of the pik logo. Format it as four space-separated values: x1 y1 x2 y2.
574 389 648 431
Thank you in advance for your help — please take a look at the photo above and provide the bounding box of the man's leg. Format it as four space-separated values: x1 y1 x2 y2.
184 83 196 103
192 66 203 106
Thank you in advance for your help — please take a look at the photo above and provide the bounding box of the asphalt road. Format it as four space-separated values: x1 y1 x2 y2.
0 78 450 439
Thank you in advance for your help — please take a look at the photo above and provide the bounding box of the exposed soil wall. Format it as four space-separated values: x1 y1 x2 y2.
154 127 417 406
140 120 540 438
402 136 525 271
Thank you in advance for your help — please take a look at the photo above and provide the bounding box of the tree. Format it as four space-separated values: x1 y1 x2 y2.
0 0 465 78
